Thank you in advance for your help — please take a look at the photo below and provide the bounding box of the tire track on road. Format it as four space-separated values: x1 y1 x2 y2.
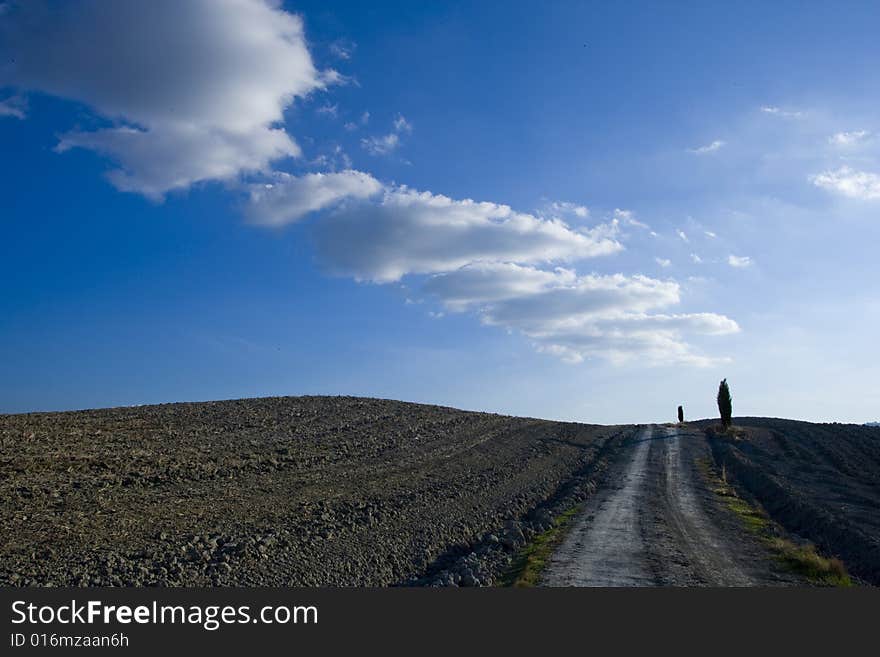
541 426 656 586
659 425 753 586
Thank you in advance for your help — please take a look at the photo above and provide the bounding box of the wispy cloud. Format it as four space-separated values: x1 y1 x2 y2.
309 144 352 170
614 208 651 230
0 94 26 119
727 254 753 268
547 201 589 218
329 39 356 61
344 111 370 131
688 139 725 154
393 114 412 133
676 229 689 243
361 113 412 156
655 257 671 268
316 102 339 118
828 130 872 147
760 105 804 119
361 132 401 155
810 166 880 200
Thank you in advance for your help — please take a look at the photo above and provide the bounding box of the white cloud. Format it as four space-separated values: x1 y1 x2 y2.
329 39 355 61
536 337 724 367
704 230 717 238
312 186 623 282
0 94 26 119
810 166 880 200
0 0 334 199
676 229 689 243
393 114 412 133
727 254 753 268
448 269 680 326
308 144 352 170
0 1 740 369
829 130 871 147
655 257 671 268
613 208 652 231
56 124 299 200
361 132 401 155
361 113 412 156
548 201 589 218
688 140 725 154
245 170 382 226
344 111 370 131
690 253 702 264
760 105 804 119
423 264 582 312
316 103 339 118
423 263 737 366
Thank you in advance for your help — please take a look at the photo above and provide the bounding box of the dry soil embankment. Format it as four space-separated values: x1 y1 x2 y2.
703 418 880 585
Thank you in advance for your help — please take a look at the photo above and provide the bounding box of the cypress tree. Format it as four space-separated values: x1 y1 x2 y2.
677 405 684 423
717 379 732 429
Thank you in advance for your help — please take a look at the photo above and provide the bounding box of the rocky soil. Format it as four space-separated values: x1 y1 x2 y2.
0 396 635 587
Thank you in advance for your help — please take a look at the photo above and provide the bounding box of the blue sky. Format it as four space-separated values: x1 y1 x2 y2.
1 0 879 423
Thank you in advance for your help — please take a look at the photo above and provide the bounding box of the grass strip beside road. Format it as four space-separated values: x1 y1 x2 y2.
501 506 581 587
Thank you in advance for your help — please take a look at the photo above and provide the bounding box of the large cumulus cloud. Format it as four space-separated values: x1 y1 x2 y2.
0 0 332 198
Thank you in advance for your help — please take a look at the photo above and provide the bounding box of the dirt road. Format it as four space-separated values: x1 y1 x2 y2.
542 424 795 586
540 426 655 586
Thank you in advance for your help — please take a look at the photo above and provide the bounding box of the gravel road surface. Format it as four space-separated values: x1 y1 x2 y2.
541 426 654 586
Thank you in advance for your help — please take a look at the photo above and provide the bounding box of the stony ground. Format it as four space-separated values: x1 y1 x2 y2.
0 396 635 587
701 418 880 584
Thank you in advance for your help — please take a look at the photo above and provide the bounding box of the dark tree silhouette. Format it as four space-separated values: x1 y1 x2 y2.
717 379 732 429
677 405 684 423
